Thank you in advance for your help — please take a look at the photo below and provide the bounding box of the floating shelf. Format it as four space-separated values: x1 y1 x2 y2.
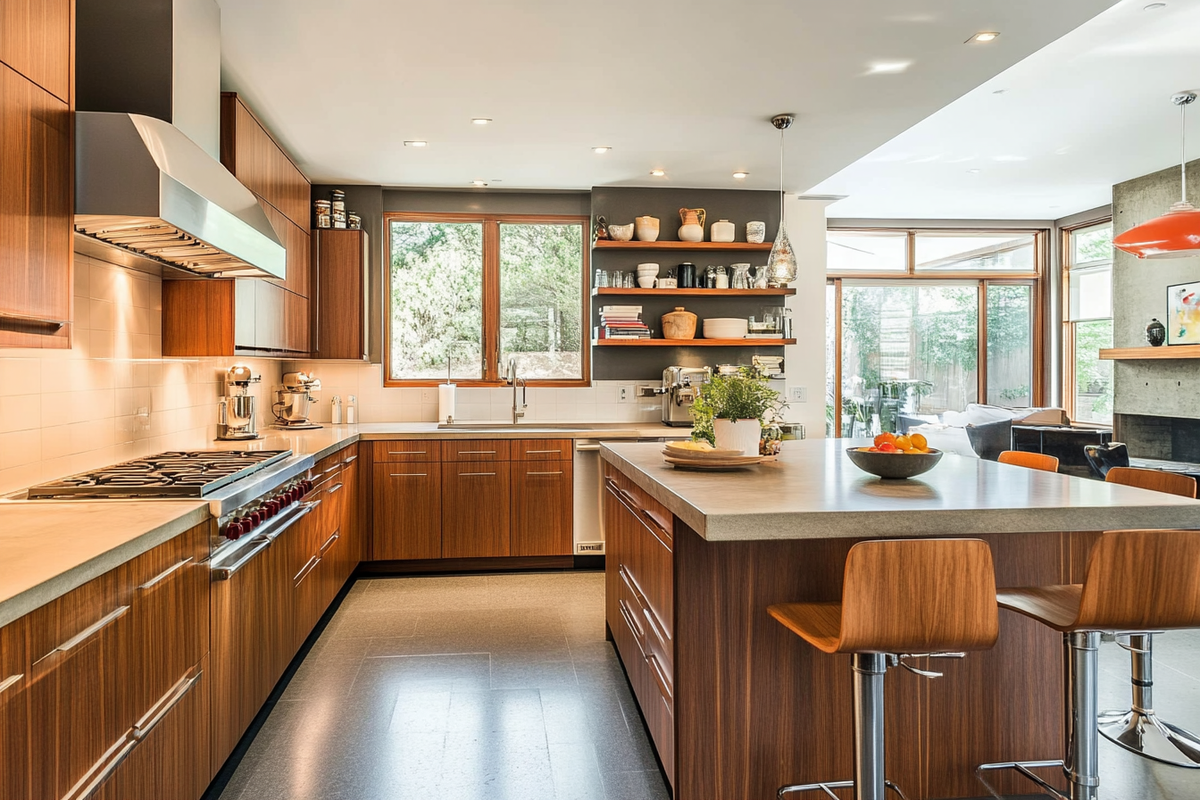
592 287 795 297
1099 345 1200 360
593 240 773 251
593 338 795 347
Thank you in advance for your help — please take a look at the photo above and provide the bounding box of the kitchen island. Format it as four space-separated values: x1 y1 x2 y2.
599 439 1200 800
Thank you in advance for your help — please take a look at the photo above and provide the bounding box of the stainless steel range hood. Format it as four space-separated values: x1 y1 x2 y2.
73 0 285 279
75 112 286 279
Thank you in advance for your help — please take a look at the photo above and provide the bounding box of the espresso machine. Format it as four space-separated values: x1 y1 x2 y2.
273 372 323 429
217 365 262 440
659 366 711 427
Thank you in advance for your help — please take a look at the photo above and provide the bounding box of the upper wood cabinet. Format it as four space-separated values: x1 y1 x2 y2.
312 229 368 360
0 61 72 349
258 198 310 298
0 0 72 103
220 93 310 231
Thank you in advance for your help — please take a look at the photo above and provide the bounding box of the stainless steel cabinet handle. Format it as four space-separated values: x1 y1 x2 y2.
130 666 203 743
390 472 427 477
320 531 340 554
388 449 426 455
458 450 497 455
329 482 344 494
0 310 68 330
575 443 601 452
35 606 130 665
0 673 23 695
526 471 564 476
525 449 560 454
210 537 271 581
294 554 321 584
262 499 318 543
458 472 497 477
342 454 358 465
137 557 194 591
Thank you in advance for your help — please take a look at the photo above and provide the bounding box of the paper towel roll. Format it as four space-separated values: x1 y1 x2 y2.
438 383 457 424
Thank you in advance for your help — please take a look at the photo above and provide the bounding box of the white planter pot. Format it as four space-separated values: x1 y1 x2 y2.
713 418 761 456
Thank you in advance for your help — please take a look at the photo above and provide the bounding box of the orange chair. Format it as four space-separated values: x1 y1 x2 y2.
1096 466 1200 768
998 450 1059 473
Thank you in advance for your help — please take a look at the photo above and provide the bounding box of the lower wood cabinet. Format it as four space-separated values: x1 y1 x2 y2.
442 463 511 558
512 460 573 556
0 616 29 800
373 464 442 560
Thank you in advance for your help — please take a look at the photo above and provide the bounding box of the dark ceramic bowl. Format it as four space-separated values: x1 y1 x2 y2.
845 447 944 479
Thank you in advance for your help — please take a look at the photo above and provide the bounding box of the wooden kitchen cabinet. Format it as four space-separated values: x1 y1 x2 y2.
0 61 72 349
311 229 368 360
0 617 29 800
373 463 442 560
259 194 311 298
512 458 573 556
0 0 72 103
220 93 310 230
442 462 511 558
162 278 308 357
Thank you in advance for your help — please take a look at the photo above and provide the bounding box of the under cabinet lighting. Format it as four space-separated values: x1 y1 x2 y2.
866 60 912 75
472 118 492 125
593 146 611 154
733 171 749 179
472 180 488 187
968 32 1000 43
404 140 428 147
649 169 666 177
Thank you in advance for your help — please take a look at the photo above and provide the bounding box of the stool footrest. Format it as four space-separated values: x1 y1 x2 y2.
976 760 1069 800
777 779 911 800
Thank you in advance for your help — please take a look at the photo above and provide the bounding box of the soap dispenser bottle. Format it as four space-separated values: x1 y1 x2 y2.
331 395 342 424
346 395 357 424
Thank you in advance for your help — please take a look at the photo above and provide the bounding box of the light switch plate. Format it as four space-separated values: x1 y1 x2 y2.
618 384 634 403
790 386 807 402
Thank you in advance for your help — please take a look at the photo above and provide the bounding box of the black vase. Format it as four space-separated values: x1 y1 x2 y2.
1146 318 1166 347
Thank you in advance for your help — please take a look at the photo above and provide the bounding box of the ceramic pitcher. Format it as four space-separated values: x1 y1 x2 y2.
678 208 706 243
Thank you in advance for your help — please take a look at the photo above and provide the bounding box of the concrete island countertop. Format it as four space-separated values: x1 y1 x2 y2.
600 438 1200 541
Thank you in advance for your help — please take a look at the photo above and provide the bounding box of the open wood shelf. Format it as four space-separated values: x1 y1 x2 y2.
593 240 773 251
1099 345 1200 360
592 287 795 297
593 338 795 347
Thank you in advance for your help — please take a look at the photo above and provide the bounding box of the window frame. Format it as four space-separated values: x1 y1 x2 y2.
1060 217 1114 427
825 226 1047 436
383 211 591 388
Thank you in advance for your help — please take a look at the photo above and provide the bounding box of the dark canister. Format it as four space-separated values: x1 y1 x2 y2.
1146 318 1167 346
677 262 697 288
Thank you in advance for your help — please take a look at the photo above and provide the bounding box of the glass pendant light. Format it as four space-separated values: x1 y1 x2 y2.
1114 92 1200 259
767 114 798 286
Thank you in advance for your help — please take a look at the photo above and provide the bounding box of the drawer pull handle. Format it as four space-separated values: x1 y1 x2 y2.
323 465 341 475
342 454 358 465
137 557 193 591
329 482 344 494
294 554 321 584
525 449 560 454
647 652 673 703
36 605 130 664
458 450 497 455
459 472 497 477
320 531 341 554
390 472 427 477
641 509 671 542
526 471 563 476
0 673 22 695
389 450 426 455
210 538 272 581
130 665 203 743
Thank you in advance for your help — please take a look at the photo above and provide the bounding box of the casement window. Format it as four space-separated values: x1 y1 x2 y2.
1061 221 1113 425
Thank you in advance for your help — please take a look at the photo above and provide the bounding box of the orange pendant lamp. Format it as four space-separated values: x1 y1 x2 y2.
1114 92 1200 259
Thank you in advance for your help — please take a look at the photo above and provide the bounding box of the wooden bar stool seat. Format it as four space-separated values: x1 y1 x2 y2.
979 529 1200 799
998 450 1060 472
768 538 999 800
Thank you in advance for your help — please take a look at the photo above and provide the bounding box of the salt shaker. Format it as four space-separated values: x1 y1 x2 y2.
715 266 729 289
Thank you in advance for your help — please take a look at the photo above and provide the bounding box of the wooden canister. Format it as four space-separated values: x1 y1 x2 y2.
661 307 698 339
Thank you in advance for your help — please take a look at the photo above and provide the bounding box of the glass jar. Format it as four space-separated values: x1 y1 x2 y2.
348 212 362 230
760 423 783 456
314 200 332 229
715 266 729 289
731 263 751 289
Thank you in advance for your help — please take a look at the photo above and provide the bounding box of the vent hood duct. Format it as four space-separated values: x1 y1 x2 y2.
73 0 285 279
75 112 286 279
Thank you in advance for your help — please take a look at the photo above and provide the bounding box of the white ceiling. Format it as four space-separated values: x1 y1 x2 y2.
216 0 1115 195
813 0 1200 220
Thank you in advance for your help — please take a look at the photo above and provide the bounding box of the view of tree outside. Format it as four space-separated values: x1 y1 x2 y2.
388 219 585 382
1068 222 1114 424
986 284 1033 407
915 232 1036 272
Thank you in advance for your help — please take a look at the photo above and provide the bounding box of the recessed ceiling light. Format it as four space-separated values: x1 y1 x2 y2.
866 60 912 75
1144 2 1167 9
733 171 749 179
968 32 1000 43
404 140 428 147
471 180 488 187
992 89 1008 95
471 118 491 125
593 146 611 154
650 169 666 177
967 168 982 174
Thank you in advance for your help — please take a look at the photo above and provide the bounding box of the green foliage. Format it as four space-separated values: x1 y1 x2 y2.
690 369 785 446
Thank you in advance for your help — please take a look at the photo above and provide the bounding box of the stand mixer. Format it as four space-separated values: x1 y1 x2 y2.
273 372 323 430
217 365 262 440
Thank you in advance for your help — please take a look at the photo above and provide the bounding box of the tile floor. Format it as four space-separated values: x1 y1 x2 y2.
210 572 1200 800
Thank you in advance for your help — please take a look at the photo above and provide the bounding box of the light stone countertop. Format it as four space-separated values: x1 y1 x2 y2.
600 438 1200 541
0 501 209 628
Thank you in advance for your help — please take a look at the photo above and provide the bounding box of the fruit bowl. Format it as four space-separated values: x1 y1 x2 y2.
845 447 943 479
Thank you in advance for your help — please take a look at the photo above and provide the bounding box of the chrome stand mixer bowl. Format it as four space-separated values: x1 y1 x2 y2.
273 372 323 429
218 365 261 440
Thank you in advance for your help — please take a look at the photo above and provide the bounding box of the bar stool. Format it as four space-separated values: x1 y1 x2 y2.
998 450 1060 472
768 538 999 800
1099 467 1200 768
978 528 1200 800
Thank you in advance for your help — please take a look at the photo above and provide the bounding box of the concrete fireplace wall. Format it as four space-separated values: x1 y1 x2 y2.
1112 157 1200 421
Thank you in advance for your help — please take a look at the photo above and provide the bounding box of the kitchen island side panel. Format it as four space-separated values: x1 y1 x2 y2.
671 522 1074 800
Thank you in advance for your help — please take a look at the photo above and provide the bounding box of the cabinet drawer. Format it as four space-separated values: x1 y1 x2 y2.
374 441 440 463
603 465 673 546
441 440 511 462
512 439 571 461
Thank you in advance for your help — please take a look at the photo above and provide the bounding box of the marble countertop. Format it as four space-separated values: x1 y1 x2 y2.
600 439 1200 541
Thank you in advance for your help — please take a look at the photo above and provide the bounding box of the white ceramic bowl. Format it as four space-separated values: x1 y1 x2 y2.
703 318 749 339
636 262 659 274
608 223 634 241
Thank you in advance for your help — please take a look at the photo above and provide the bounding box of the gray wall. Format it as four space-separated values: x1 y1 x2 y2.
1112 158 1200 420
385 189 590 217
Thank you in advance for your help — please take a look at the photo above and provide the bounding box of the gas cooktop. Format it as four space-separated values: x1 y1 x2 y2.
27 450 293 499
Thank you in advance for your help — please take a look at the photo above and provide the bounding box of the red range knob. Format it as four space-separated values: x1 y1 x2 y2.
269 499 282 514
248 510 263 526
226 521 244 540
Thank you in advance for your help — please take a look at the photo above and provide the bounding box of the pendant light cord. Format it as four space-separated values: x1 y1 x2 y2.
1182 98 1188 205
779 127 786 227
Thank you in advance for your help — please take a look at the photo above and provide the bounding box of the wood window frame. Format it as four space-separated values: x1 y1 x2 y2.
826 227 1046 280
1059 216 1114 427
383 211 591 388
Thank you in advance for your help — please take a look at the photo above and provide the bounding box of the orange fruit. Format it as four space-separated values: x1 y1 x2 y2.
903 448 921 454
894 435 912 450
910 433 928 450
873 432 896 448
878 442 899 453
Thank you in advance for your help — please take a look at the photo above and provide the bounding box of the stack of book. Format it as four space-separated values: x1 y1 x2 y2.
595 305 651 340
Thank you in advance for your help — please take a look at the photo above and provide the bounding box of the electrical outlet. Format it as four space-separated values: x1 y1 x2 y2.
421 389 433 403
790 386 807 403
618 384 634 403
636 383 655 399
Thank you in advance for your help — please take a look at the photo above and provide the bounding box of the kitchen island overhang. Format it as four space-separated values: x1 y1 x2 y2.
599 439 1200 800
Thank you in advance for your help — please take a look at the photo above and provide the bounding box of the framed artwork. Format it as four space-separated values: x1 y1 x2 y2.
1167 281 1200 345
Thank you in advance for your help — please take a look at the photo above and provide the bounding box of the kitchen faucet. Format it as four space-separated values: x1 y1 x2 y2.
507 357 527 424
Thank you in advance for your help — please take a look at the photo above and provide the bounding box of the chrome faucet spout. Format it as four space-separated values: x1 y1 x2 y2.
509 357 527 424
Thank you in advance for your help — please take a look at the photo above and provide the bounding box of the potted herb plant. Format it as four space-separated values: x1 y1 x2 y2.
690 368 786 455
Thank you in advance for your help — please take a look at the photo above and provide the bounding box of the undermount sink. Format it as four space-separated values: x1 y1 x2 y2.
436 422 594 432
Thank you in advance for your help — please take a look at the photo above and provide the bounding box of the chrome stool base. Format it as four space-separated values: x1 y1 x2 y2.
778 778 910 800
976 760 1070 800
1098 633 1200 768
